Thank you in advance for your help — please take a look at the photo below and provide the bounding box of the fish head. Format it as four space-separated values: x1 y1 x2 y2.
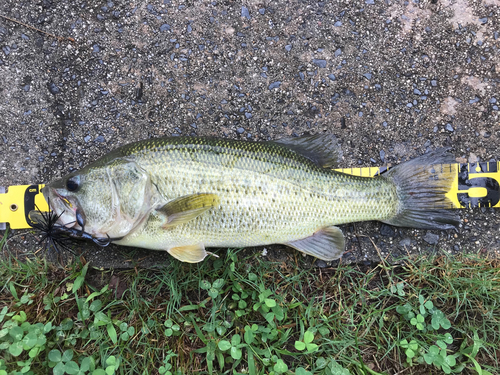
43 166 117 237
43 159 152 239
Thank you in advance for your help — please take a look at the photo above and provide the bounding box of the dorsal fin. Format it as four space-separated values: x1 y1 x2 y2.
273 134 343 168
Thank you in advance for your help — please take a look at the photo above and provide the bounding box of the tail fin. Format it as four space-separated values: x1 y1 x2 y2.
382 149 460 230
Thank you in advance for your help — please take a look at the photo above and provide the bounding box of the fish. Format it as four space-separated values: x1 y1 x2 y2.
32 134 459 263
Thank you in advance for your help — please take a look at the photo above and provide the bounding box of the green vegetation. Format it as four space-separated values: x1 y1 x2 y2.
0 228 499 374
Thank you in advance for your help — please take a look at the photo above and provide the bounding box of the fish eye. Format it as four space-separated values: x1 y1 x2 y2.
66 176 80 192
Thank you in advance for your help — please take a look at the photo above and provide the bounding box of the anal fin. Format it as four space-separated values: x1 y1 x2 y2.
168 244 207 263
285 226 345 261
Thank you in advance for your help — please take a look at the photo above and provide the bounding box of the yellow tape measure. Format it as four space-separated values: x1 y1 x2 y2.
0 185 49 230
1 161 499 230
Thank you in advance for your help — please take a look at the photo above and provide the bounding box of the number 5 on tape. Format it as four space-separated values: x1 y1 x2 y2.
455 162 500 209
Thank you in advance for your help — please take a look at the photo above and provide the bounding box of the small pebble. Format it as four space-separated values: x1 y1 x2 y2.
315 259 328 268
380 149 385 162
313 59 327 68
380 224 395 237
398 238 412 248
328 74 336 81
446 123 454 132
363 73 372 80
268 81 281 90
160 24 171 32
47 82 60 95
423 232 439 245
241 6 250 19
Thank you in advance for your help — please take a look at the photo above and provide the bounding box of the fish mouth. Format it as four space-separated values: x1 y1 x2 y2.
41 186 80 230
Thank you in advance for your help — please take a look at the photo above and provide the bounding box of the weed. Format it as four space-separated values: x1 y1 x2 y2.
0 246 498 374
396 294 494 374
294 330 318 353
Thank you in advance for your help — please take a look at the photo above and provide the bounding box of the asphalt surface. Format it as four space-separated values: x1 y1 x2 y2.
0 0 499 268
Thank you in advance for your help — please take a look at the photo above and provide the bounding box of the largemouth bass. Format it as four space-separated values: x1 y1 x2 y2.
35 135 459 262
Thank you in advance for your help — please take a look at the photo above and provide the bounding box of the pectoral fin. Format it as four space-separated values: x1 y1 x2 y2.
159 193 220 228
285 226 345 261
168 244 208 263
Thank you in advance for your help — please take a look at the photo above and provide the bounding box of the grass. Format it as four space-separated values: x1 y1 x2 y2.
0 226 499 374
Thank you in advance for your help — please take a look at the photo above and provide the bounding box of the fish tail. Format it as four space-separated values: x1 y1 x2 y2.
382 149 460 230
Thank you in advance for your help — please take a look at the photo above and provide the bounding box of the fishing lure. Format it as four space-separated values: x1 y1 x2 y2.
28 203 120 256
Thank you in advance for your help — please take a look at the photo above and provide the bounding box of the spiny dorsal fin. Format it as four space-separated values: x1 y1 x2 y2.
168 244 207 263
285 226 345 261
159 193 220 228
273 134 343 169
